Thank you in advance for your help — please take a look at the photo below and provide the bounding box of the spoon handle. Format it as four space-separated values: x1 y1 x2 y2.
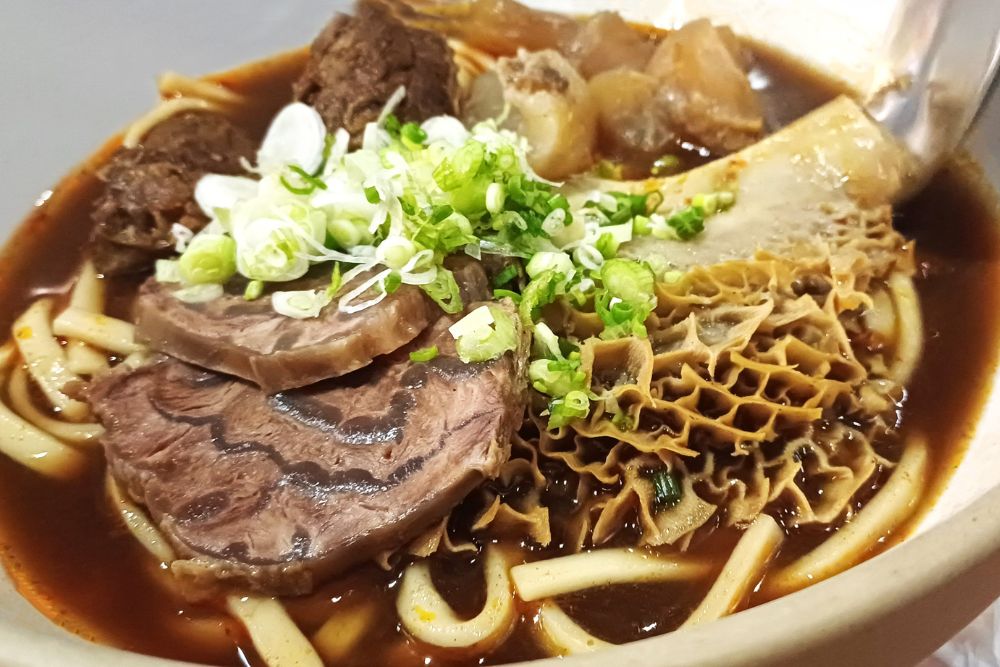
865 0 1000 187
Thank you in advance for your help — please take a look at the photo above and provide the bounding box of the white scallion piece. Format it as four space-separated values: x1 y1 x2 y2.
257 102 327 175
449 305 495 340
194 174 258 217
377 85 407 124
173 283 224 304
272 289 332 319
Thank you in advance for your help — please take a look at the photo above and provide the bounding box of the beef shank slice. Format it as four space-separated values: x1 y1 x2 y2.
134 272 435 393
90 300 528 595
91 111 254 276
294 0 459 142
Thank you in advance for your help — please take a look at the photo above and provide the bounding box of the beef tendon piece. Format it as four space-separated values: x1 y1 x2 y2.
563 12 655 78
294 0 459 142
495 49 597 180
588 69 676 160
645 19 764 154
91 111 254 276
89 300 529 596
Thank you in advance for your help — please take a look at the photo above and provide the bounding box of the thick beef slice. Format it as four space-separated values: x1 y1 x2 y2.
134 272 435 393
136 260 486 392
92 111 254 276
90 300 528 595
294 0 459 142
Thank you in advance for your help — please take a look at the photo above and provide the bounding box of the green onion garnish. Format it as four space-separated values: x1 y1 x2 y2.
649 469 682 511
382 272 402 294
493 288 522 303
401 122 428 146
666 206 706 241
409 345 439 363
280 165 328 195
651 155 681 176
326 263 343 298
244 280 264 301
492 264 519 288
383 113 401 135
279 175 314 196
596 160 624 180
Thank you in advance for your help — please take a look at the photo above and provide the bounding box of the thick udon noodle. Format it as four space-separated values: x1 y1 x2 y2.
0 61 933 666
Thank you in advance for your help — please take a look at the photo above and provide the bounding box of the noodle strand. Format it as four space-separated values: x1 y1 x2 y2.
12 298 89 421
8 367 103 445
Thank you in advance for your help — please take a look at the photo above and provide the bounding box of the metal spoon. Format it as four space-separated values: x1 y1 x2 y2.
864 0 1000 193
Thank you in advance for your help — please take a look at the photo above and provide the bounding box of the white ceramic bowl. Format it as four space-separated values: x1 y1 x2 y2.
1 2 998 665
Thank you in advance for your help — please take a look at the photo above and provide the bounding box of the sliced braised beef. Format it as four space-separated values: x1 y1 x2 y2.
293 0 459 143
134 271 435 393
89 299 529 595
91 111 254 276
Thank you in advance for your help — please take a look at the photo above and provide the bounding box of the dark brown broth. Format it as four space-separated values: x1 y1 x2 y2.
0 35 997 667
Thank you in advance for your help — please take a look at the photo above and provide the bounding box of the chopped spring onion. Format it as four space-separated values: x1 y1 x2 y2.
529 357 587 399
422 268 463 314
527 324 592 430
450 305 519 363
376 237 417 271
400 122 428 146
328 218 366 249
548 390 591 429
381 272 402 294
434 141 485 191
594 232 619 260
649 469 683 511
485 182 506 214
525 252 574 281
383 113 401 136
518 270 564 325
651 154 681 176
493 288 521 303
233 218 313 283
594 259 657 340
173 283 224 304
326 263 343 298
272 289 332 319
409 346 439 363
492 264 519 288
596 160 624 180
666 206 706 240
244 280 264 301
279 165 328 196
256 102 328 176
178 234 237 285
155 259 182 284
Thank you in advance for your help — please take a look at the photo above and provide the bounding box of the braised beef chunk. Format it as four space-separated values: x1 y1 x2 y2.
91 112 254 276
294 0 459 142
134 271 435 393
90 300 529 595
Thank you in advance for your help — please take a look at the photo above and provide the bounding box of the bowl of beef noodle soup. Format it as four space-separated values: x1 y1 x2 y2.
0 1 999 666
